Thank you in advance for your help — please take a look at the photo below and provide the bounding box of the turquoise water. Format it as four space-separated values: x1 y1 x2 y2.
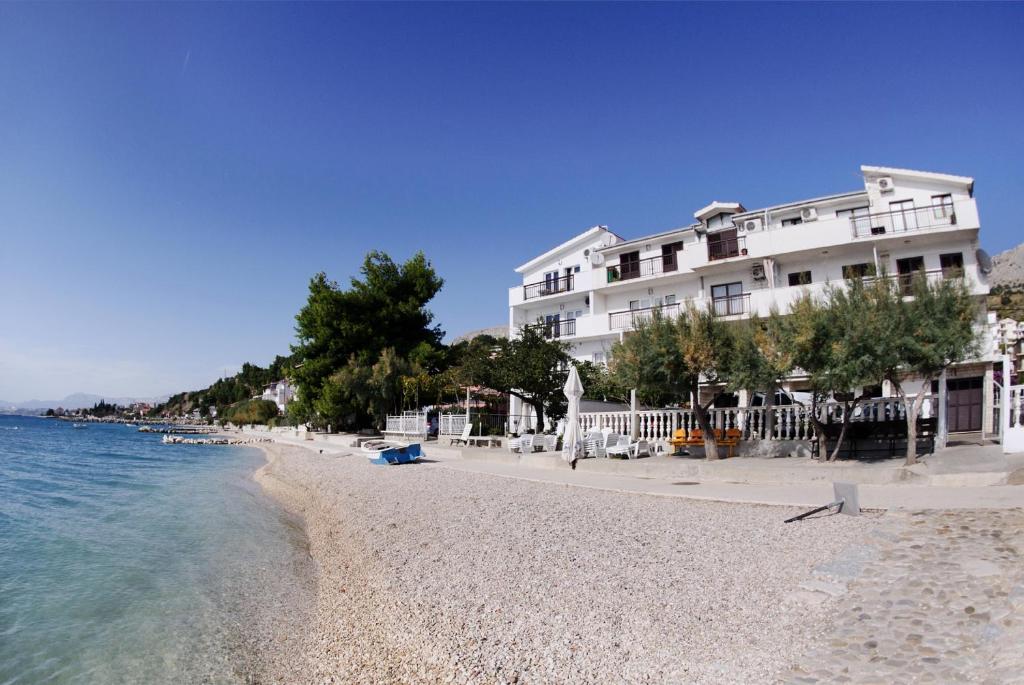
0 415 311 684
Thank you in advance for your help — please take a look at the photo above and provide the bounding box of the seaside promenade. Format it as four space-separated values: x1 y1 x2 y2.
242 428 1024 684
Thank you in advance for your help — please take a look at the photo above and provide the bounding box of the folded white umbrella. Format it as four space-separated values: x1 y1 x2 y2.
561 365 584 464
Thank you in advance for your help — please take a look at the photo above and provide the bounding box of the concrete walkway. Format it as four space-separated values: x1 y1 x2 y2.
430 457 1024 511
241 428 1024 511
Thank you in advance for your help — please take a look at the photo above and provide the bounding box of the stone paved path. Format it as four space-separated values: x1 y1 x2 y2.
781 509 1024 684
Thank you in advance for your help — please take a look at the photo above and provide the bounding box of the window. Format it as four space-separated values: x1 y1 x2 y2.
710 282 745 316
544 313 561 337
781 216 803 227
592 352 606 365
788 271 812 286
940 252 964 279
661 241 683 272
932 194 954 220
890 199 917 232
664 294 677 305
836 206 870 219
837 205 871 236
896 255 925 295
542 270 562 294
619 251 641 280
842 262 875 279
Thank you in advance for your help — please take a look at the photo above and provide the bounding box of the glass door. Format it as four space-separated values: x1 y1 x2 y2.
711 282 744 315
890 199 916 233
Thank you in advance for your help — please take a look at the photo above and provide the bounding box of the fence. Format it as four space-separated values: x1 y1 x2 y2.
439 413 508 437
579 397 938 443
384 411 428 438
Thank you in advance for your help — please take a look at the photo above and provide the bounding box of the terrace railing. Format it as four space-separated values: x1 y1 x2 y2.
606 254 678 283
707 236 747 261
579 396 937 444
523 274 573 300
523 318 576 339
710 292 751 317
608 302 682 331
850 203 957 239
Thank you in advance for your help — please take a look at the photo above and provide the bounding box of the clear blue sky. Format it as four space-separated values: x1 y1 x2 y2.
1 2 1021 402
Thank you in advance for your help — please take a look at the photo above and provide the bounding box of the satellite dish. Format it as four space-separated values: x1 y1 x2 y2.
977 248 993 275
584 248 591 257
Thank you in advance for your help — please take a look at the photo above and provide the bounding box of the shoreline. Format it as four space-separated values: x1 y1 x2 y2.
246 438 884 684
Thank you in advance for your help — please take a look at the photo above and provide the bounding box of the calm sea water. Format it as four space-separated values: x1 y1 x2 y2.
0 415 311 684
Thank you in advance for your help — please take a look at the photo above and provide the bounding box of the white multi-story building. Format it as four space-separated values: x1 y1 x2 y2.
261 379 295 413
509 165 998 434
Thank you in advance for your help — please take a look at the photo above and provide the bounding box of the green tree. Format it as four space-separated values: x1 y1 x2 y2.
719 311 795 437
458 326 571 432
886 274 979 465
291 252 444 429
608 311 688 408
675 305 733 460
789 279 892 461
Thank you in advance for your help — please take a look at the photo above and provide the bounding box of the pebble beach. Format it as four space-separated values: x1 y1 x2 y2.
253 442 883 683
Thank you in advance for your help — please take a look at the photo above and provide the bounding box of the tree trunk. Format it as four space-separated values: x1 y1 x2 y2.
902 380 931 466
764 388 776 439
828 400 856 462
531 401 545 434
693 385 719 460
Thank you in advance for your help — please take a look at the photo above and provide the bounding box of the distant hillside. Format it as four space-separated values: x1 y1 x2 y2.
989 243 1024 320
451 325 508 345
991 243 1024 290
153 356 292 419
0 393 169 411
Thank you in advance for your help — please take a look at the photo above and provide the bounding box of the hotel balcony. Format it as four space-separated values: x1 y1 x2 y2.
707 235 747 261
849 204 961 239
608 302 682 331
709 292 751 317
605 253 682 284
522 317 577 339
522 274 574 301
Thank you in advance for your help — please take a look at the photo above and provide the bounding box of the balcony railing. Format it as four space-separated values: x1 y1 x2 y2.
707 236 747 261
523 318 576 339
850 204 957 238
608 302 682 330
523 274 573 300
710 292 751 317
606 254 679 283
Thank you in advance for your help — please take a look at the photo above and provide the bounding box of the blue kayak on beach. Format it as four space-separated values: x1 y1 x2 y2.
362 441 422 465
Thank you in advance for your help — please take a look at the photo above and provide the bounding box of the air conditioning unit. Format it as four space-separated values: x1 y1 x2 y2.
741 218 763 233
877 176 895 193
800 207 818 222
752 263 767 281
583 248 590 257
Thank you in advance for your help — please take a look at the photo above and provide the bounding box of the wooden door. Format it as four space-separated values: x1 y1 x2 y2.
947 377 983 432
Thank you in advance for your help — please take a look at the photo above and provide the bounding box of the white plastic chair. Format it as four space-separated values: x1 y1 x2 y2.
542 434 558 452
590 432 619 458
451 423 473 446
507 436 522 453
605 434 632 458
519 434 536 453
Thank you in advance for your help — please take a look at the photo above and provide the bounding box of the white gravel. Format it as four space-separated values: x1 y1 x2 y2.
254 443 877 684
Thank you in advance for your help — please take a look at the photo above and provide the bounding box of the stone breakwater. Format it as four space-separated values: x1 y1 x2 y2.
252 443 880 684
161 435 273 445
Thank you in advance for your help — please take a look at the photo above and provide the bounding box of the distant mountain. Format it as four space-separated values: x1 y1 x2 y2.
0 393 170 411
451 325 509 345
990 243 1024 290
